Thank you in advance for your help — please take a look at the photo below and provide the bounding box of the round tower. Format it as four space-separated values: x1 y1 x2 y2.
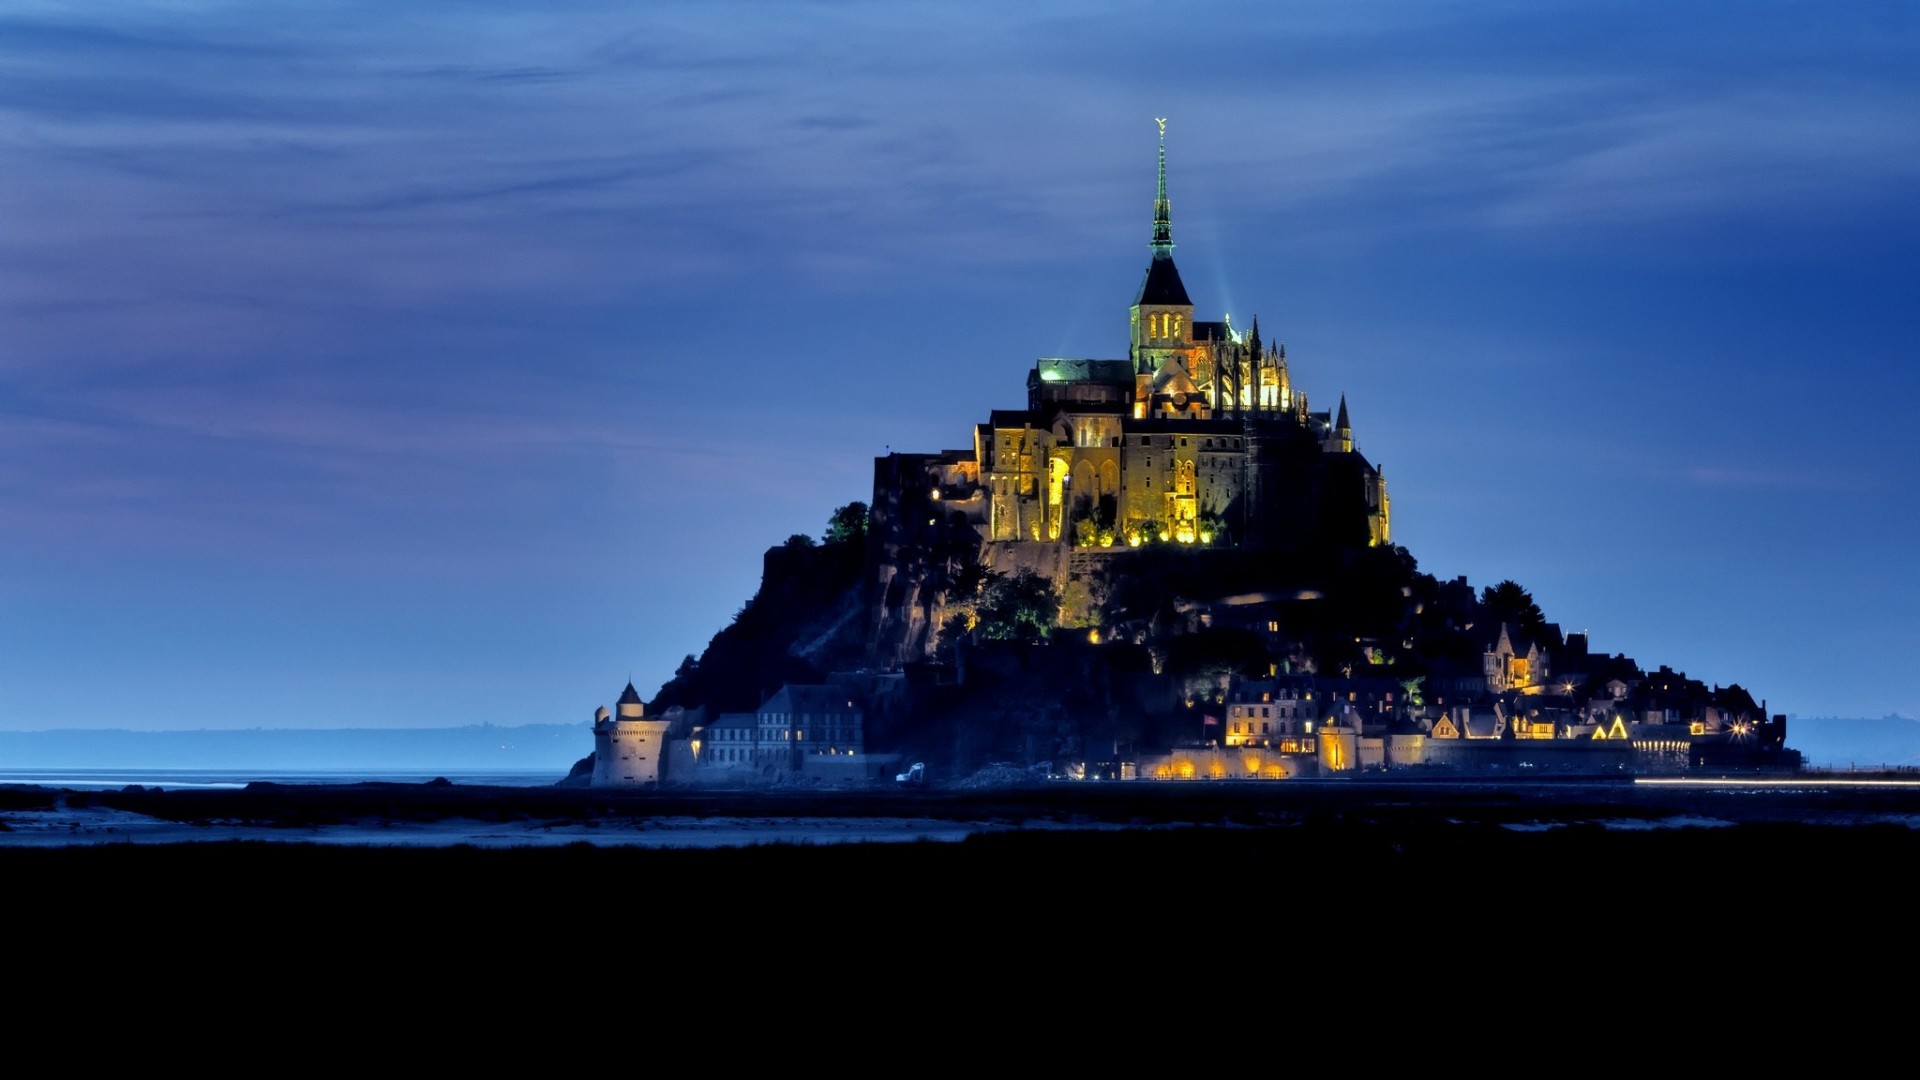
591 682 674 787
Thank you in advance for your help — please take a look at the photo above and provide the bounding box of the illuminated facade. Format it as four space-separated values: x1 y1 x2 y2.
979 122 1389 548
591 682 674 787
883 121 1388 560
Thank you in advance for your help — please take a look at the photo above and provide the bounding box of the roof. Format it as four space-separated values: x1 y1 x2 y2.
617 681 643 706
708 711 757 733
1133 256 1192 307
1122 415 1247 436
759 684 862 716
1036 402 1125 433
1149 357 1197 395
1031 357 1135 385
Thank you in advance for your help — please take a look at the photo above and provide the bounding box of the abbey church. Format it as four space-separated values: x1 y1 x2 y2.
870 122 1390 660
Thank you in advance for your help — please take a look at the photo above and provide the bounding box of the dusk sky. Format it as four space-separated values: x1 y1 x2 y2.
4 1 1917 732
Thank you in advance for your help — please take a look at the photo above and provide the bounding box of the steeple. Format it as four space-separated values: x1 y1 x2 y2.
1133 118 1191 308
1335 394 1353 453
1151 117 1174 259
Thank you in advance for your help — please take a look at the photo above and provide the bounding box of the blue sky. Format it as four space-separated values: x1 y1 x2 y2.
3 1 1916 730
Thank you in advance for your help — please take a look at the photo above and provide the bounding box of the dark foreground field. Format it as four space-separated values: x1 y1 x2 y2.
9 776 1918 930
12 777 1911 1022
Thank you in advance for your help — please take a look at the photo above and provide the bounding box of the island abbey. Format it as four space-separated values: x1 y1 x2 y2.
867 120 1388 664
891 120 1384 555
585 123 1795 787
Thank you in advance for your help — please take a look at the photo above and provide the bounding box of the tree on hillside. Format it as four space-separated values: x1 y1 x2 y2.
825 501 869 545
1481 579 1547 635
974 568 1059 643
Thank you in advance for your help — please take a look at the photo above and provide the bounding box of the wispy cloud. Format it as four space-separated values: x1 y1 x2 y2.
1683 465 1870 492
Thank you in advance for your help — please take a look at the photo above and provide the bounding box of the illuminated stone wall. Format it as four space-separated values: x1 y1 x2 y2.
591 717 674 786
1138 746 1317 780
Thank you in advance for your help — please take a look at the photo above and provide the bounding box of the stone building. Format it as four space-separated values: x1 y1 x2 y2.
870 121 1391 664
590 682 673 786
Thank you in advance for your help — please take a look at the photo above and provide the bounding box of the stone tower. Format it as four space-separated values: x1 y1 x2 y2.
1129 119 1197 400
591 681 674 786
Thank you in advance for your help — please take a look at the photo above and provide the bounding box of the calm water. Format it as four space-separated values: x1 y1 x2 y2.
0 768 569 790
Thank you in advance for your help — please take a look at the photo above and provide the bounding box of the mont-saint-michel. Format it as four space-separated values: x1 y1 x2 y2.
581 124 1799 790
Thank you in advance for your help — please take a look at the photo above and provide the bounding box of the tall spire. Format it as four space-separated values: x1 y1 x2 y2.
1151 117 1173 259
1133 117 1191 308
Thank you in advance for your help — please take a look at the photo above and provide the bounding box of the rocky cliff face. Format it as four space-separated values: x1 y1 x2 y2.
649 537 869 717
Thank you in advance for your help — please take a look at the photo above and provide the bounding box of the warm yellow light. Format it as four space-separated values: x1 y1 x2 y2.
1088 628 1101 644
1199 531 1212 543
1158 530 1169 541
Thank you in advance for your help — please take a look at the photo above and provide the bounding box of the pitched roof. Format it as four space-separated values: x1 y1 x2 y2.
708 711 757 733
759 684 862 716
1031 357 1135 385
1134 256 1192 307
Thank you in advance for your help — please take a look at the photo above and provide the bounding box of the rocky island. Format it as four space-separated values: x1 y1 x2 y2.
579 125 1797 789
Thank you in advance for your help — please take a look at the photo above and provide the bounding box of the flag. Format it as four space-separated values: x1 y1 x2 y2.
1203 714 1219 726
